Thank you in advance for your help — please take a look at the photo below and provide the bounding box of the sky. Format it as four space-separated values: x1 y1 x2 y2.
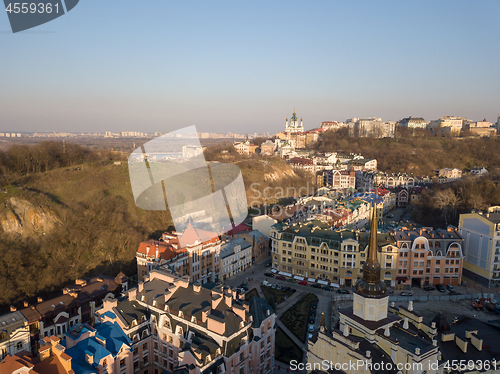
1 0 500 134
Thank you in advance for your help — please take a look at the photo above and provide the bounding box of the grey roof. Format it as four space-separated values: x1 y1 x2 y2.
0 311 26 343
438 315 500 363
248 296 274 328
220 238 251 259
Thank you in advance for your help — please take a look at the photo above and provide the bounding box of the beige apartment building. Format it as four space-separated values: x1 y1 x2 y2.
270 219 398 287
459 206 500 287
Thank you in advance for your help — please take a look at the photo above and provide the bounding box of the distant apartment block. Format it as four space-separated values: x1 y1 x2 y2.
97 265 276 374
356 170 415 192
233 140 258 155
259 140 276 155
136 224 222 284
463 119 496 137
428 116 466 136
393 227 464 289
323 168 356 190
458 206 500 287
433 168 462 182
270 220 398 287
347 117 395 138
398 116 427 129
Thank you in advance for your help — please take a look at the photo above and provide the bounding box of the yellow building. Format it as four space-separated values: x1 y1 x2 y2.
458 206 500 287
270 220 398 287
306 204 441 374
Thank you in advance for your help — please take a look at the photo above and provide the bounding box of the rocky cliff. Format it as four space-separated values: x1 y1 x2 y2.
0 197 61 236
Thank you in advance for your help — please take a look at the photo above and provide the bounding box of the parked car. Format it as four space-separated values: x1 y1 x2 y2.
276 276 286 281
308 324 315 332
308 333 313 340
446 284 455 292
239 285 249 291
309 316 315 324
323 286 333 291
336 289 349 294
311 302 318 309
310 310 317 317
436 284 446 293
424 285 435 291
400 292 413 296
265 262 272 267
449 291 462 296
287 278 296 283
298 281 308 286
264 272 274 277
311 284 322 289
276 285 283 290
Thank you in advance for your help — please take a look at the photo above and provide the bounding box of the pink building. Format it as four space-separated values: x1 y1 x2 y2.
394 227 464 289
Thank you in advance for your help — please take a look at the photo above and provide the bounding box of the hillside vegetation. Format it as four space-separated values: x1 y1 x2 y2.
0 141 312 310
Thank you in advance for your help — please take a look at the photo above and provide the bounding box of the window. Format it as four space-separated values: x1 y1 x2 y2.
102 359 107 366
16 342 23 350
143 342 148 351
120 359 125 368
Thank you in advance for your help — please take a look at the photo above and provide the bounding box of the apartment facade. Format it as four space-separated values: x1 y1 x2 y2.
220 238 252 280
458 207 500 287
97 266 276 374
230 230 270 263
270 220 398 287
322 168 355 190
0 311 30 361
393 227 464 289
356 170 415 192
137 224 222 284
259 140 275 155
399 116 427 129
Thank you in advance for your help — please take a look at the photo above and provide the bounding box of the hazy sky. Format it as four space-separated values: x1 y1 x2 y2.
1 0 500 134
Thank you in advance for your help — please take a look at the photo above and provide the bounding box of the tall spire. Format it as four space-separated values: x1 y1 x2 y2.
354 189 386 298
320 307 326 332
368 195 378 262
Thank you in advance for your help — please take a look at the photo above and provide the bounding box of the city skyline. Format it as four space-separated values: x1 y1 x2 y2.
1 1 500 134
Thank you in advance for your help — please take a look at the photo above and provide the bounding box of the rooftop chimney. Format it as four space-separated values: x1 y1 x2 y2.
10 305 16 312
403 317 409 329
37 297 43 303
23 301 29 308
408 301 413 312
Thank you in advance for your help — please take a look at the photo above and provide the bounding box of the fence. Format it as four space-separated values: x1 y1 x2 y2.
332 292 497 302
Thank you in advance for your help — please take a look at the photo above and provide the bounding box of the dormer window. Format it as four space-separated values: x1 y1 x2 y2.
164 320 171 329
102 359 107 366
132 320 137 327
191 316 197 323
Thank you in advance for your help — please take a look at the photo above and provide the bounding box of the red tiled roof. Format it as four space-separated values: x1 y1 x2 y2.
137 240 179 260
226 223 251 236
289 157 313 165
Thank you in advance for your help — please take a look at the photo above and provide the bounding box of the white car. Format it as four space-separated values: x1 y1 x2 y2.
308 324 315 332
